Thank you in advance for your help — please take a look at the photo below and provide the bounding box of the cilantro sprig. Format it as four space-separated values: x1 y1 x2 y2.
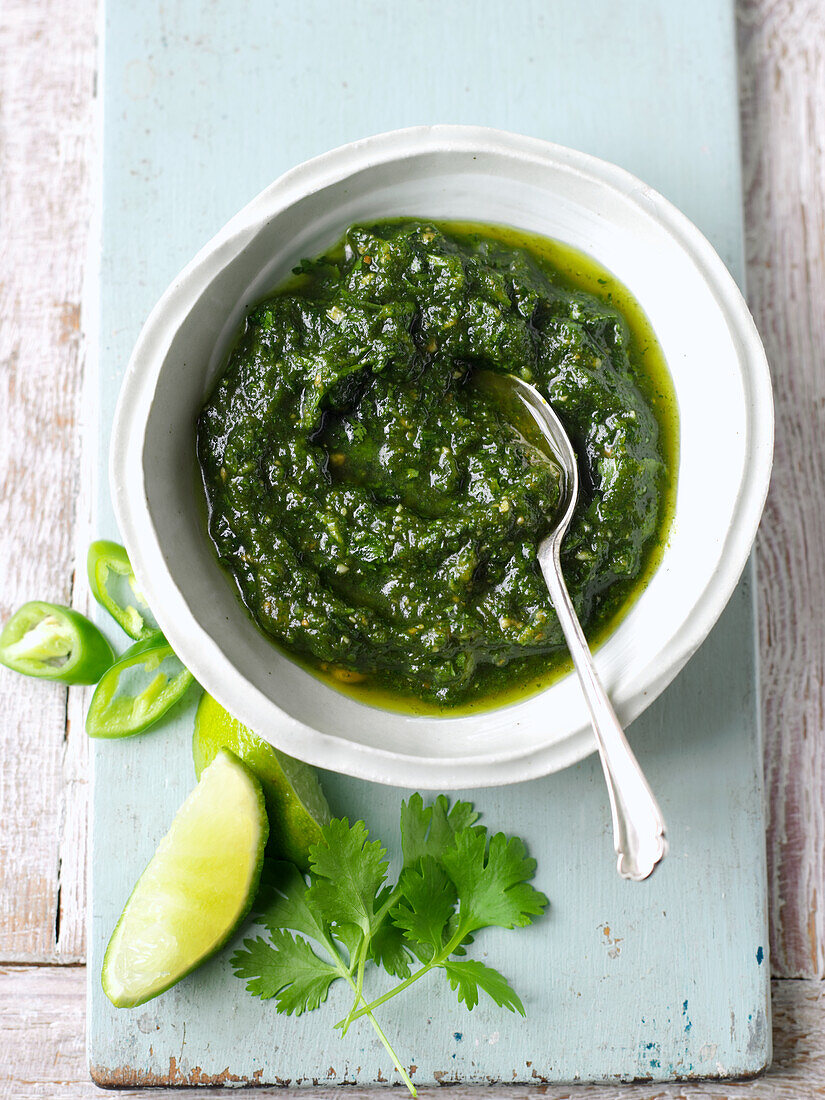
231 794 548 1095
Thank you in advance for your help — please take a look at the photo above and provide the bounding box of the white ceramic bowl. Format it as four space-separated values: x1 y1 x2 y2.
111 125 773 789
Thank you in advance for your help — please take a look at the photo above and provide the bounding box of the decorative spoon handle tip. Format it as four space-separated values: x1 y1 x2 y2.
539 539 668 883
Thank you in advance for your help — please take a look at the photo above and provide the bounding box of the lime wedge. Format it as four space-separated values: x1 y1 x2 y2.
102 749 267 1008
193 692 331 871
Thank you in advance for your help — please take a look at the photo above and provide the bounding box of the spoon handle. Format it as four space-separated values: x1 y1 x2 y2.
539 544 667 881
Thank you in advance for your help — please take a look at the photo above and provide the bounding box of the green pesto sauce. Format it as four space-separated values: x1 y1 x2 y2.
198 219 678 714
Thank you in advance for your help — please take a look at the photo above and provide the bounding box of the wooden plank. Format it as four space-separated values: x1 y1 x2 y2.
88 0 770 1084
737 0 825 981
1 967 823 1099
0 0 97 962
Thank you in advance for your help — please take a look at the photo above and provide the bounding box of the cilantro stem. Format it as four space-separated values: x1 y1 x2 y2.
358 998 418 1096
340 884 404 1036
337 960 435 1024
374 886 401 925
335 925 466 1027
321 932 417 1096
340 936 370 1035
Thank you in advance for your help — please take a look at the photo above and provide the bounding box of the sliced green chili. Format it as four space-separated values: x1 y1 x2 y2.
0 601 115 685
87 540 156 640
86 632 194 739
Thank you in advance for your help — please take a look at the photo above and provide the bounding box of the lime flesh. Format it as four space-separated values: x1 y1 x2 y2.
102 749 268 1008
193 693 331 871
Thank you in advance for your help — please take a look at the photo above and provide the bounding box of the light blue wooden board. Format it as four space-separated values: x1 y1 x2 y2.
88 0 770 1086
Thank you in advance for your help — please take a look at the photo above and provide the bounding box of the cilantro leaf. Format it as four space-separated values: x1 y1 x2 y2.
442 913 475 956
441 829 548 933
307 818 388 937
392 856 457 960
232 795 548 1099
442 959 525 1015
400 793 480 867
255 860 328 946
368 920 413 979
334 921 365 967
230 932 339 1015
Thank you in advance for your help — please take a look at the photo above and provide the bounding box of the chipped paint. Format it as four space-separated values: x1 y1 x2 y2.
598 921 623 959
747 1008 768 1057
89 1057 265 1088
642 1040 662 1072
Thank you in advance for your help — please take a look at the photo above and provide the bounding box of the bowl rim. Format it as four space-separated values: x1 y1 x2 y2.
110 124 773 788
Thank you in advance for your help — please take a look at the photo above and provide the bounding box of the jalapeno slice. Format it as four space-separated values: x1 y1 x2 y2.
86 632 194 738
0 600 115 685
87 540 157 640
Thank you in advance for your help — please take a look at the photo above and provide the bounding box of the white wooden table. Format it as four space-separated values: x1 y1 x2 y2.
1 0 823 1095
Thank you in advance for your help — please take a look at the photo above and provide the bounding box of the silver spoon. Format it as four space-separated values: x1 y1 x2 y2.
481 373 667 881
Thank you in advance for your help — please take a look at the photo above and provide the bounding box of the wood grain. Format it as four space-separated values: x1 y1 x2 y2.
1 967 823 1099
0 0 96 962
738 0 825 979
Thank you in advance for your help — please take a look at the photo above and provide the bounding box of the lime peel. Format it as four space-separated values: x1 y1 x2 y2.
193 692 331 870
